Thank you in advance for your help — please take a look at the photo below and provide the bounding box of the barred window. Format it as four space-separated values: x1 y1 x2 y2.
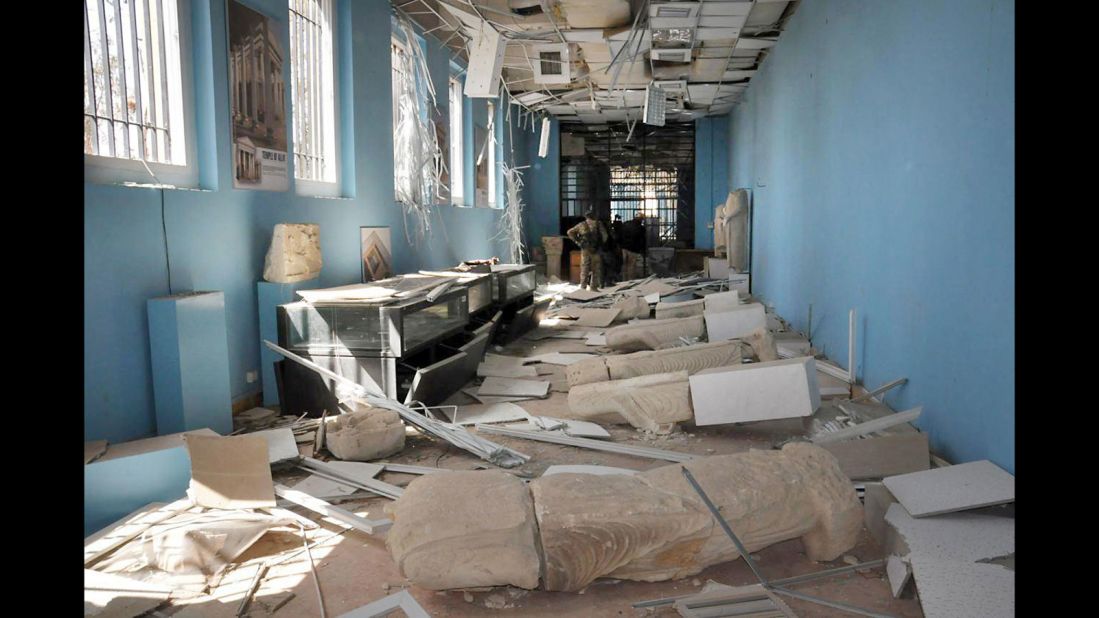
290 0 339 192
84 0 195 186
449 76 464 204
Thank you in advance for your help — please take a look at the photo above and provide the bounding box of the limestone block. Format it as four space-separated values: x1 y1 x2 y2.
612 294 650 320
263 223 322 283
740 327 779 362
605 341 743 381
385 470 542 590
531 443 861 591
703 290 742 313
689 357 821 425
565 357 611 387
654 298 706 320
605 315 705 352
565 341 743 388
565 371 691 433
723 189 750 272
704 303 766 341
325 408 405 461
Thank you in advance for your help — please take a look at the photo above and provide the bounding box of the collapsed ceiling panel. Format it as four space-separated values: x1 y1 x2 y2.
394 0 799 124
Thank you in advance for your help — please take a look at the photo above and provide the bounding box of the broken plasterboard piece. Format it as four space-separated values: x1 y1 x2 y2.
183 434 275 509
249 427 300 463
585 332 607 346
448 402 530 426
887 554 912 598
689 356 821 426
517 414 612 438
703 303 766 341
883 460 1015 517
292 474 359 498
477 377 551 399
572 307 622 327
477 362 539 378
462 388 534 404
521 352 596 366
702 289 742 312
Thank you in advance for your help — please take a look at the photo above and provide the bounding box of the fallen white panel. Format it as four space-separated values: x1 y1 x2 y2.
886 554 911 598
572 307 622 327
703 289 742 312
522 352 596 366
324 461 384 483
704 303 766 341
462 388 534 404
450 403 529 426
884 503 1014 618
729 273 750 294
465 27 507 98
249 427 300 463
689 357 820 425
512 415 612 438
292 474 358 498
585 333 607 346
775 333 811 357
477 362 539 378
543 464 639 476
477 377 551 399
883 460 1015 517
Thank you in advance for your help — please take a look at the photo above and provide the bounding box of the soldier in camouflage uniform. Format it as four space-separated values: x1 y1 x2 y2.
567 209 610 290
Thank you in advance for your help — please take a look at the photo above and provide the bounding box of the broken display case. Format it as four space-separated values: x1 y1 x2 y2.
275 285 471 416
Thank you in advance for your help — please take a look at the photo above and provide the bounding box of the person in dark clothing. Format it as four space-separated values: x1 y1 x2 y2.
620 210 647 280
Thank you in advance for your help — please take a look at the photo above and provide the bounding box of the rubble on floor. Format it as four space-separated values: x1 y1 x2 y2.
84 271 1010 617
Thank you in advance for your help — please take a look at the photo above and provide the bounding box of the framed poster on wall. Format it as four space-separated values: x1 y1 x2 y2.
361 227 393 283
227 0 289 191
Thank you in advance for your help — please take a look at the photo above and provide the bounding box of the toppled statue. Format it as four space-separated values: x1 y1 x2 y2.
263 223 322 283
385 443 862 592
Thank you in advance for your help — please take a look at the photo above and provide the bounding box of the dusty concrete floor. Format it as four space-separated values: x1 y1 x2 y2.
166 329 925 617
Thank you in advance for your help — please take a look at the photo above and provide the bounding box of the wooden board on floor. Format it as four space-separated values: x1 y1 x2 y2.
821 433 930 480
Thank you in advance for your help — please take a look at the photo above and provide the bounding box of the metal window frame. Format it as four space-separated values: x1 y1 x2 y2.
84 0 199 188
291 0 341 196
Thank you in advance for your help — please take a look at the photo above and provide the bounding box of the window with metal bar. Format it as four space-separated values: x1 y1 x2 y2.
84 0 195 186
290 0 339 194
487 101 496 208
448 75 464 204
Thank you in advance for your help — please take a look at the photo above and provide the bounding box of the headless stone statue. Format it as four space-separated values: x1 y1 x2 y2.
385 443 862 592
723 189 750 273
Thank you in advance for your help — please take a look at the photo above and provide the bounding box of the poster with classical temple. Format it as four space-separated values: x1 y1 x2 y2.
227 0 288 191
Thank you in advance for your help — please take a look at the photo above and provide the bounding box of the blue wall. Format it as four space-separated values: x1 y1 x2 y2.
523 117 561 247
727 0 1014 471
85 0 515 444
695 116 730 249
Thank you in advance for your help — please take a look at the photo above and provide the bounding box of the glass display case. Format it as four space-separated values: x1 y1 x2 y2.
489 263 537 303
278 286 469 358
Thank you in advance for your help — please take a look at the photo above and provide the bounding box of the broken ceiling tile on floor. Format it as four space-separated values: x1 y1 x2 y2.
477 377 552 399
477 362 540 378
449 402 530 426
521 352 597 366
689 357 821 425
703 302 767 341
183 434 276 509
821 433 931 480
883 460 1015 517
571 307 623 327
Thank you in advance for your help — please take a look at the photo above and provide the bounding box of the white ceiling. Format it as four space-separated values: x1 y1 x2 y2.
393 0 798 125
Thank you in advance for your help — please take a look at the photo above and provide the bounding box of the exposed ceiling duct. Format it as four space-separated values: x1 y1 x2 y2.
393 0 799 125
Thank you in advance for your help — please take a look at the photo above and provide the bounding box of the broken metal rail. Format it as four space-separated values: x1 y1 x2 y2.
264 341 529 468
